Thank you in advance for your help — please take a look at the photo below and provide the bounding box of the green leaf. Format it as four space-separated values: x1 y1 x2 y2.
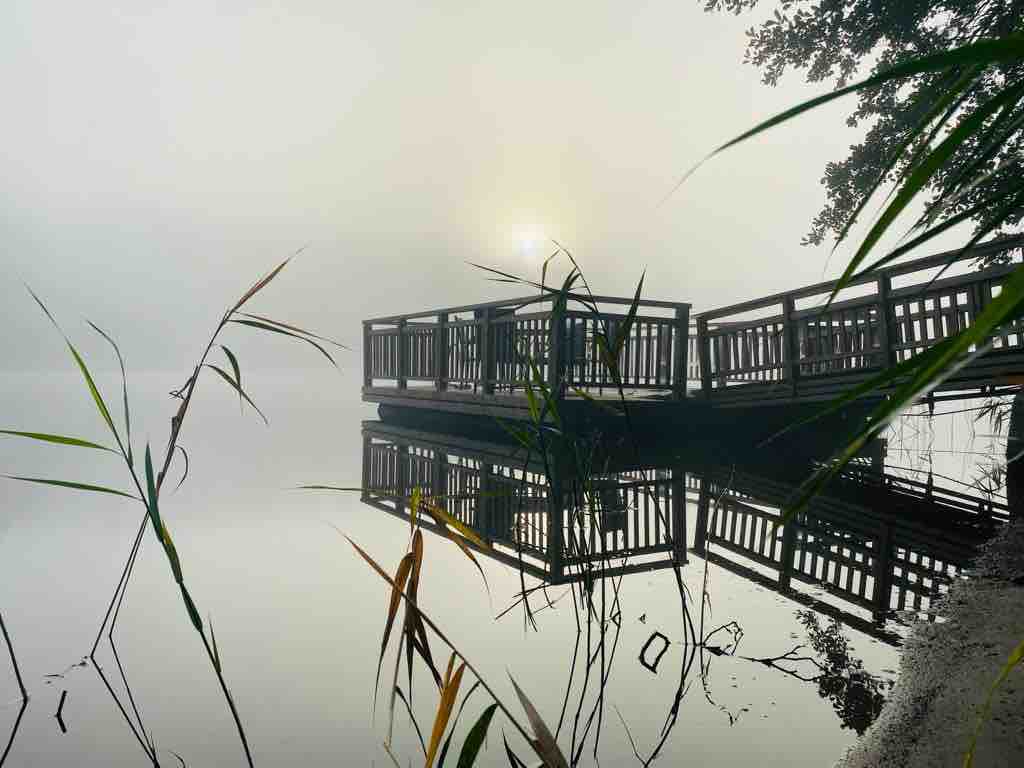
219 345 243 412
662 36 1024 204
232 254 296 312
210 615 222 673
203 364 269 425
87 320 133 466
179 583 203 634
828 80 1024 303
784 261 1024 522
0 429 116 453
964 637 1024 767
235 312 350 350
229 319 338 368
456 703 499 768
2 474 138 500
830 64 982 254
144 444 162 535
65 340 119 441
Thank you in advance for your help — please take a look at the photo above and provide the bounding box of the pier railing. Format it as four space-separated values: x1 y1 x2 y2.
364 293 692 399
693 235 1024 403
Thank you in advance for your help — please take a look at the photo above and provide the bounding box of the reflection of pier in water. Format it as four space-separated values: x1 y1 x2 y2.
360 422 1007 645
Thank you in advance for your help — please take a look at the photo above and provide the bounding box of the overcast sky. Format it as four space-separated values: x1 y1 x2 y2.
1 1 970 374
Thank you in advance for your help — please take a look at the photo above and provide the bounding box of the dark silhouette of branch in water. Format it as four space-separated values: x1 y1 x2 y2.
0 698 27 768
0 610 26 703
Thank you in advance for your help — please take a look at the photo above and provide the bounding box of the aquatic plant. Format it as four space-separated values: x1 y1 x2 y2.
1 255 345 766
673 31 1024 764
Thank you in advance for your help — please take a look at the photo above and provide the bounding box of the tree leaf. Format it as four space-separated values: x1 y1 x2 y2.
3 475 137 499
0 429 116 453
456 703 499 768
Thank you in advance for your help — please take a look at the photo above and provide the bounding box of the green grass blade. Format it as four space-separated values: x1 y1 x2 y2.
235 312 350 350
0 429 116 453
219 345 243 411
830 65 982 254
828 80 1024 303
662 36 1024 204
784 261 1024 521
3 474 138 499
232 253 298 312
86 320 133 466
66 340 118 440
229 319 337 368
144 444 162 534
964 637 1024 767
456 703 499 768
204 364 269 425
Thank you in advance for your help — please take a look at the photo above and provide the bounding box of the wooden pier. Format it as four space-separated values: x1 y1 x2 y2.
363 236 1024 427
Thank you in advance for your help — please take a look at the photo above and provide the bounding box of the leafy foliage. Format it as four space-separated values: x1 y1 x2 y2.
701 0 1024 251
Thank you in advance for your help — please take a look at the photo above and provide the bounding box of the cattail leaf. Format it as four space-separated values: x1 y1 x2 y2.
423 502 490 551
86 320 133 466
455 703 498 768
828 80 1024 304
392 685 428 757
437 681 482 768
229 319 337 368
0 429 117 453
235 312 350 350
161 520 184 584
410 486 421 533
425 655 467 768
144 445 162 535
232 255 295 312
3 474 137 500
173 445 190 492
507 673 567 768
203 364 268 425
219 345 243 411
65 340 118 441
178 583 203 634
210 616 222 673
376 553 415 702
502 732 528 768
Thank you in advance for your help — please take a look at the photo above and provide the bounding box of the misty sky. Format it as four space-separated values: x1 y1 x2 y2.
1 1 971 374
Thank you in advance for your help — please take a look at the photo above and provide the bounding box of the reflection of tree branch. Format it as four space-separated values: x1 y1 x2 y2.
91 656 160 765
0 610 27 702
0 698 27 767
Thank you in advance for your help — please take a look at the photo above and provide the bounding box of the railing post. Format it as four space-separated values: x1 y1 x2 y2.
435 313 448 392
871 522 894 621
782 296 800 395
547 309 564 396
672 305 689 400
363 322 373 388
877 274 898 368
478 307 493 395
697 317 712 396
396 319 407 389
361 430 371 502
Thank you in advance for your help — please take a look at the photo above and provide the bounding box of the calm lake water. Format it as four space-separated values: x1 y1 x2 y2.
0 369 1009 766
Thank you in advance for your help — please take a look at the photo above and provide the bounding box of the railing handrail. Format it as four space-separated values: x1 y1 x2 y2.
697 234 1024 321
364 292 691 325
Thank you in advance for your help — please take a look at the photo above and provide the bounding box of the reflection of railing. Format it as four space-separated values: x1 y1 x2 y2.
691 235 1024 402
364 294 691 399
360 422 687 582
692 465 997 629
